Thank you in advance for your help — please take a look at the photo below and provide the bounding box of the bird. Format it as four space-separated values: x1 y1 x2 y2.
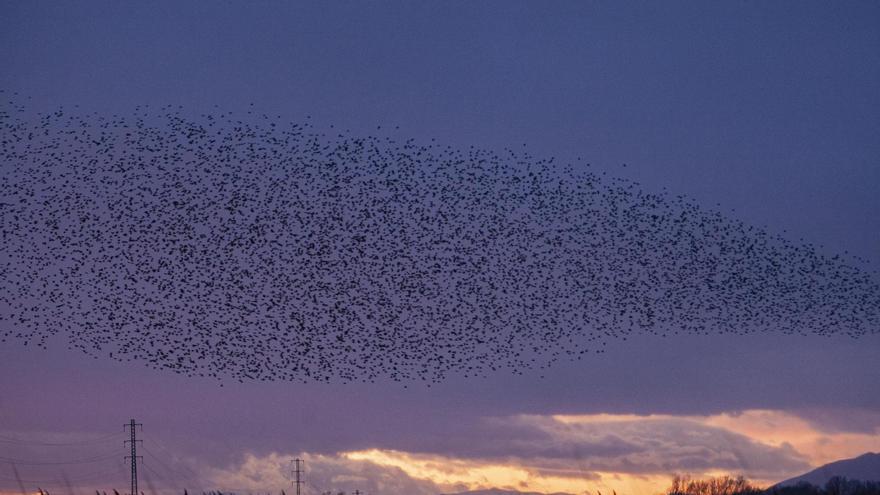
0 92 877 384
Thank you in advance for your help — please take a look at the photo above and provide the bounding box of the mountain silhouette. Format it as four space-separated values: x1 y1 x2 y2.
776 452 880 487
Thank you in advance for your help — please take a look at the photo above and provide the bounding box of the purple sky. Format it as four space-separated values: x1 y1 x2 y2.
1 2 879 494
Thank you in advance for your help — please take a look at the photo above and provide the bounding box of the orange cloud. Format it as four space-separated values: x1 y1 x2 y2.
700 409 880 472
333 410 879 494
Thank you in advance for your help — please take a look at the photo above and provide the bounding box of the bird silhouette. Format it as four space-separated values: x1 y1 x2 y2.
0 92 877 384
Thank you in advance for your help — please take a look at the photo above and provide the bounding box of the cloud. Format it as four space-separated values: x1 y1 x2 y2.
3 409 879 495
701 409 880 467
202 451 456 495
321 410 878 493
535 414 811 480
790 408 880 435
337 413 812 483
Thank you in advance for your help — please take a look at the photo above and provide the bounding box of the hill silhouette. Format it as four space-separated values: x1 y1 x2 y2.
775 452 880 488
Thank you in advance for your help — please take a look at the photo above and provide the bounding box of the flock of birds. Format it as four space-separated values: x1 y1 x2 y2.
1 92 877 384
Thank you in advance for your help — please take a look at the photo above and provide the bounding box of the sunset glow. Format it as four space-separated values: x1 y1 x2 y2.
185 410 880 495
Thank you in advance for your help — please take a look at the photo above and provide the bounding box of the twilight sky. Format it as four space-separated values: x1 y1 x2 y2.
1 2 879 495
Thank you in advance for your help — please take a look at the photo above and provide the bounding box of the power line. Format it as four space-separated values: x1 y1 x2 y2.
0 432 124 447
0 452 123 466
143 440 200 485
9 462 26 495
144 437 201 483
140 460 178 491
123 419 142 495
306 479 323 494
0 465 126 485
290 459 303 495
141 445 195 490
